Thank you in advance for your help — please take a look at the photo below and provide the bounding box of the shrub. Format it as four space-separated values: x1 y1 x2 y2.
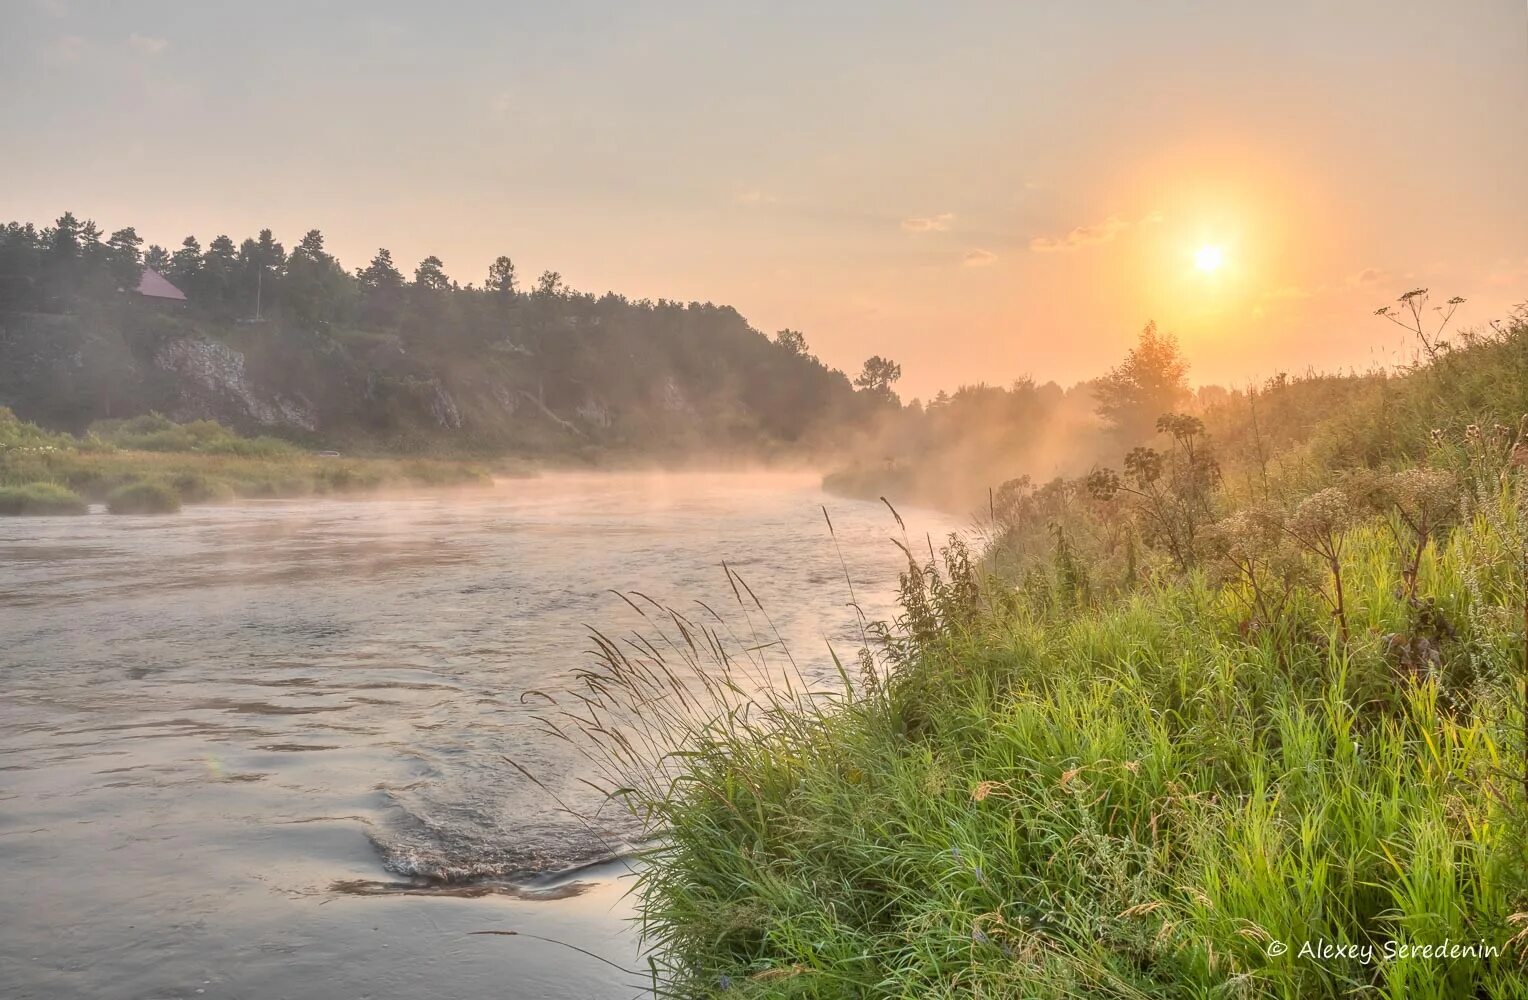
0 482 88 515
167 472 235 503
106 480 182 515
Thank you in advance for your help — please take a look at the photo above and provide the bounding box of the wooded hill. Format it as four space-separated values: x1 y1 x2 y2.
0 212 884 456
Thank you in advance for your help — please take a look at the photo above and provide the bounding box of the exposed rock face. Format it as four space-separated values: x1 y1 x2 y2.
661 376 692 415
424 380 462 429
576 395 612 429
153 337 318 431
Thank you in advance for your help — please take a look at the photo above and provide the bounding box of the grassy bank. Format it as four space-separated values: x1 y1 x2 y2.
546 311 1528 998
0 409 496 513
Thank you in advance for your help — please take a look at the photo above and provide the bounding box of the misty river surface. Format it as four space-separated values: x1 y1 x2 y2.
0 472 964 1000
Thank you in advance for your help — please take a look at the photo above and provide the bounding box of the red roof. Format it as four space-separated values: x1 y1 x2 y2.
136 267 187 301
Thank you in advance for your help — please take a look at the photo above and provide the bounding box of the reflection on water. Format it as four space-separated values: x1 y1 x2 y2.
0 472 964 999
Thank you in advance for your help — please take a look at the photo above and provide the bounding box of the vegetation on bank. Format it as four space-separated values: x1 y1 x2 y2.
540 299 1528 998
0 408 493 514
0 481 87 515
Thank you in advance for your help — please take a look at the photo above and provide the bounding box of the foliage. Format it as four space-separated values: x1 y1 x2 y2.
106 480 182 514
0 481 87 515
0 410 492 504
1095 321 1191 442
529 302 1528 998
1 211 878 454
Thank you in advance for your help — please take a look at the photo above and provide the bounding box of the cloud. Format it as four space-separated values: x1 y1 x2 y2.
1029 210 1163 253
901 212 954 233
1030 215 1124 252
734 188 784 207
962 248 997 267
1348 267 1391 286
127 33 168 55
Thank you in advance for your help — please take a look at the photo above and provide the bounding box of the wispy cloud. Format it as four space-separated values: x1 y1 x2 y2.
1029 210 1160 253
1348 266 1391 286
962 248 997 267
733 187 785 207
902 212 954 233
126 33 168 56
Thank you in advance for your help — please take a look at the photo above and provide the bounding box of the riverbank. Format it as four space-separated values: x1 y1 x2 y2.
591 318 1528 997
0 408 498 513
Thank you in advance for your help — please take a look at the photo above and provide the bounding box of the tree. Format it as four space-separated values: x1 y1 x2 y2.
535 270 565 298
202 235 237 304
145 244 169 271
854 355 902 402
289 229 328 266
775 329 808 357
168 236 202 287
1095 321 1190 442
47 211 80 260
105 227 143 290
283 228 351 327
486 255 518 297
358 248 405 325
414 255 451 292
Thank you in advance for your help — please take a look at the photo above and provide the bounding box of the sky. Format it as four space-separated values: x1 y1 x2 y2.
3 0 1526 398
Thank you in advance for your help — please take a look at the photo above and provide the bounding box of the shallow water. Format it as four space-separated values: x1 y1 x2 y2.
0 472 964 999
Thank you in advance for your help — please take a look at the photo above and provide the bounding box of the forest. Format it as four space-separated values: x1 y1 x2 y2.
0 212 890 456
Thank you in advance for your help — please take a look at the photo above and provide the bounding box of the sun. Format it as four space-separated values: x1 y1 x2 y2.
1194 244 1225 273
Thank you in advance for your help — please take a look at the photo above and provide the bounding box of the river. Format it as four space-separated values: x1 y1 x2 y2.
0 472 965 999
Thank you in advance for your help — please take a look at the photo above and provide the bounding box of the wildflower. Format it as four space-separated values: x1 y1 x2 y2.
718 974 732 990
973 865 988 885
971 926 990 945
950 845 961 861
1465 423 1481 441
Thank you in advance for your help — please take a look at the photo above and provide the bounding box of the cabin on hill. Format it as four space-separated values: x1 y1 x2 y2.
134 267 186 303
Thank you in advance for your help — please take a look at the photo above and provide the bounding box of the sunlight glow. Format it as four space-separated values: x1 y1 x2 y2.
1194 245 1225 272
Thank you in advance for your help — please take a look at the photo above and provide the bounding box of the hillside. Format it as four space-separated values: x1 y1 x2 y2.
0 214 879 457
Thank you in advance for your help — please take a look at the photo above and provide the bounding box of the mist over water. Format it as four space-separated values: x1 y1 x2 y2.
0 471 963 999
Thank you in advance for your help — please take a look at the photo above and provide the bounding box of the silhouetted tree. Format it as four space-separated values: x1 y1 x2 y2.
486 255 518 298
854 355 903 403
105 227 143 291
413 255 451 292
1095 321 1190 442
775 329 808 357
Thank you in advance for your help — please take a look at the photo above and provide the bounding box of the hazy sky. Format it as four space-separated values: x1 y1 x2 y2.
4 1 1526 397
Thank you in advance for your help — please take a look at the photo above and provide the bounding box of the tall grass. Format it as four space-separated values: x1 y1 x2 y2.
527 314 1528 997
538 498 1527 998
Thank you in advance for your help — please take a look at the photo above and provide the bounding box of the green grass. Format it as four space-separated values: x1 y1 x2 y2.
106 480 182 514
540 426 1528 997
0 408 496 506
0 481 87 515
505 311 1528 997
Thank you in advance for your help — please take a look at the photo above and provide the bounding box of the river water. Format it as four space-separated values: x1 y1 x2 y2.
0 472 964 999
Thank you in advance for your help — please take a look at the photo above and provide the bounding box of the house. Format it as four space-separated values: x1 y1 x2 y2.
135 267 186 303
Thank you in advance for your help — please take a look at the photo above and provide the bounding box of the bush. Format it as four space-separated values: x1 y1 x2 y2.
0 482 88 515
167 472 235 503
106 480 182 515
